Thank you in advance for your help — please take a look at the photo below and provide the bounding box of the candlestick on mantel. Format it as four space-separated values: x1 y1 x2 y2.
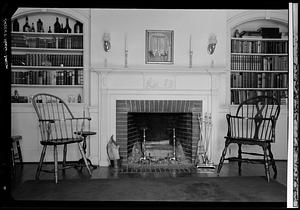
124 34 128 68
189 34 192 51
125 34 127 51
189 34 193 68
125 49 128 68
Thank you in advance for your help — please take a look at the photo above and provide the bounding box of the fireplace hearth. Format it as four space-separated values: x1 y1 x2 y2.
127 113 192 165
116 100 202 165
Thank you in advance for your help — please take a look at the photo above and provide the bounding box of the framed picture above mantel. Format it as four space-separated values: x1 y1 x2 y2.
145 30 174 64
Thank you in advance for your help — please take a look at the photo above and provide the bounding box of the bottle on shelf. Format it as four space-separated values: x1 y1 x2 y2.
54 17 60 33
37 19 43 32
48 26 52 33
30 23 35 32
60 23 64 33
74 20 82 33
64 18 72 33
23 16 30 32
77 94 82 103
13 18 19 32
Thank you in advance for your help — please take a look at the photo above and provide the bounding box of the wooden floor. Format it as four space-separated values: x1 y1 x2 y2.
10 160 287 190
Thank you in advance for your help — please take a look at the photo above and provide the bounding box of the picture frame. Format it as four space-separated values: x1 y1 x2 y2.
145 30 174 64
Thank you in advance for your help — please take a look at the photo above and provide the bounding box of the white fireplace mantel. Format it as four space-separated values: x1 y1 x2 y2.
90 65 227 94
90 65 227 74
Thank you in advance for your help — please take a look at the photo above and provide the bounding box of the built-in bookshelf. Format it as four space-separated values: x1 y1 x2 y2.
230 26 288 105
11 13 85 103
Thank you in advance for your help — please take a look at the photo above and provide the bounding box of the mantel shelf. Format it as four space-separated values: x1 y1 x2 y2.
90 66 227 74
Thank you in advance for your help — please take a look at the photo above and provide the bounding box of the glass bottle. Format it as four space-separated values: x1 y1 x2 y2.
54 17 60 33
13 18 19 32
60 23 64 33
74 20 81 33
37 19 43 32
30 23 35 32
77 94 82 103
64 18 72 33
23 16 30 32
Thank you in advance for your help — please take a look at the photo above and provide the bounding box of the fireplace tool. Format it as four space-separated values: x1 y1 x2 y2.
196 112 215 170
139 127 148 162
169 128 176 161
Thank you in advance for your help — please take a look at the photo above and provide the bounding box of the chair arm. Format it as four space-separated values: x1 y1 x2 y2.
227 115 274 121
40 117 91 122
72 117 92 121
39 119 55 123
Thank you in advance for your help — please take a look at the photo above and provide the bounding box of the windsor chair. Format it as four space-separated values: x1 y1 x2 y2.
32 93 92 183
217 95 280 182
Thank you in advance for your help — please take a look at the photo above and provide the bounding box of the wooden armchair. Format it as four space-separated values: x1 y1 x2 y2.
32 93 92 183
217 95 280 182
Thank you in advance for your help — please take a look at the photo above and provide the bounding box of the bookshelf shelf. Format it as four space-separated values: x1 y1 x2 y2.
231 53 288 56
12 47 83 53
230 70 288 73
12 31 83 36
11 11 86 104
12 65 83 69
229 21 288 105
231 88 288 90
11 84 84 88
231 37 288 41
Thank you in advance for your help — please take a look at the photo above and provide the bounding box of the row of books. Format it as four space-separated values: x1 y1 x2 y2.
11 70 83 85
12 54 83 67
12 34 83 49
231 55 288 71
231 40 288 54
231 72 288 88
231 90 288 105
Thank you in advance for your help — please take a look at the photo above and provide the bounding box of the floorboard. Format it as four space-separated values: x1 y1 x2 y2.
10 160 287 191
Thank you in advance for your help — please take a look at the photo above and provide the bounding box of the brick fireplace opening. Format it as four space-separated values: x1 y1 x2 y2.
116 100 202 165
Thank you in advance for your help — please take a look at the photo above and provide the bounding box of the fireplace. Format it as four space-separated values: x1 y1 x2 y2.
90 67 227 166
116 100 202 165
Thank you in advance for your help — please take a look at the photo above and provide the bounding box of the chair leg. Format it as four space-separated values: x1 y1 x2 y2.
36 145 47 180
63 144 67 168
238 144 242 176
77 142 92 176
16 140 23 164
267 143 277 179
54 145 58 184
262 145 270 182
11 143 15 169
217 140 230 174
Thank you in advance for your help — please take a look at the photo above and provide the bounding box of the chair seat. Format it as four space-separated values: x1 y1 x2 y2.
40 138 83 145
225 136 272 144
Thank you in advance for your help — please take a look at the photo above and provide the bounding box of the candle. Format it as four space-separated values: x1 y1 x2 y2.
125 34 127 51
189 34 192 52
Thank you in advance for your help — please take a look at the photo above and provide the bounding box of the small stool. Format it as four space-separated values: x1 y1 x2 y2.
74 131 97 169
11 135 23 168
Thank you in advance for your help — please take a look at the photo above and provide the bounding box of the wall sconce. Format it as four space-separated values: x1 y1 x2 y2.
103 33 111 52
207 33 217 55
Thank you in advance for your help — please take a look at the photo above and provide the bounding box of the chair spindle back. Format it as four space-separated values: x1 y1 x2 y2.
32 93 84 143
228 96 280 142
